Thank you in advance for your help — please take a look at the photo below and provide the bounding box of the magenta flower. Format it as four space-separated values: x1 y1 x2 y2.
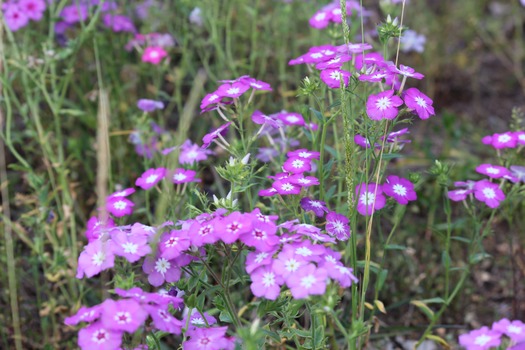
172 168 199 184
508 165 525 183
355 183 386 216
106 197 134 217
215 211 253 244
325 212 351 240
85 216 115 242
142 46 168 64
65 304 103 326
182 309 218 328
474 180 505 208
200 92 223 110
245 251 273 274
135 167 166 190
289 174 319 187
3 4 29 31
383 175 417 205
300 197 329 217
102 14 136 33
108 187 135 199
493 319 525 343
144 304 183 334
272 178 302 195
275 111 305 126
250 264 284 300
184 326 230 350
202 122 231 149
179 139 212 164
366 90 403 120
251 110 281 129
159 230 191 260
459 326 502 350
240 77 273 91
475 164 510 179
309 11 330 29
239 221 280 252
354 134 378 149
78 321 123 350
283 156 312 174
111 229 151 263
403 88 435 120
490 132 518 149
291 240 326 263
447 181 476 202
316 54 352 70
258 187 278 197
142 255 181 287
60 4 88 24
217 82 250 98
18 0 46 21
516 131 525 145
287 149 321 160
389 64 424 79
101 299 148 333
273 245 307 280
137 99 164 112
76 240 115 279
188 219 219 246
320 69 351 89
287 264 328 299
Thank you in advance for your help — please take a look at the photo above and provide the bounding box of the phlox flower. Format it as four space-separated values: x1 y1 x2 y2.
142 46 168 64
385 128 411 144
240 76 273 91
300 197 329 217
137 99 164 112
319 251 358 287
179 140 212 164
320 68 351 89
258 187 278 197
102 14 136 33
475 164 510 179
245 250 274 274
202 122 231 149
111 229 151 263
159 230 191 260
272 178 302 195
289 174 319 187
389 64 424 80
78 321 123 350
316 54 352 70
483 132 518 149
325 212 351 240
250 264 284 300
65 304 103 326
184 326 231 350
474 180 505 208
76 240 115 279
108 187 135 199
251 110 282 129
382 175 417 205
216 82 250 98
287 148 320 160
214 211 253 244
275 111 305 126
143 304 183 334
355 183 386 216
18 0 46 21
171 168 200 184
447 180 476 202
85 216 115 242
354 52 385 71
366 90 403 120
283 156 312 174
459 326 501 350
135 167 166 190
60 4 89 24
200 92 223 110
239 221 280 252
508 165 525 183
354 134 378 149
100 299 148 333
403 88 435 120
272 245 307 280
286 264 328 299
182 309 217 329
142 255 181 287
309 10 330 29
3 4 29 31
188 219 220 246
515 131 525 145
291 240 326 263
492 319 525 343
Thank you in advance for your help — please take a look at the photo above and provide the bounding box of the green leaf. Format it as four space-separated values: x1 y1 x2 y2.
421 297 446 304
385 244 406 251
410 300 434 320
451 235 471 244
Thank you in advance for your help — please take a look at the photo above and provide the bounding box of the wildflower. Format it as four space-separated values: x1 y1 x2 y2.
508 165 525 183
401 29 426 53
300 197 329 217
354 52 385 71
245 251 274 274
320 69 351 89
101 299 148 333
144 304 183 334
3 4 29 31
383 175 417 205
459 326 501 350
18 0 46 21
106 197 135 217
475 164 510 179
354 134 378 149
189 7 203 27
402 88 435 120
102 14 136 33
275 111 305 126
355 183 386 216
287 264 328 299
65 304 103 326
171 168 200 184
240 77 273 91
366 90 403 120
272 178 302 195
484 132 517 149
183 326 231 350
447 181 476 202
239 221 280 252
251 110 282 129
182 309 217 329
137 99 164 112
85 216 115 242
289 174 319 187
202 122 231 149
291 240 326 263
60 4 89 24
283 156 312 174
179 140 212 164
200 92 223 110
217 82 250 98
474 180 505 208
214 211 253 244
76 240 115 279
111 229 151 263
108 188 136 199
287 149 320 160
492 319 525 343
142 46 168 64
78 321 123 350
389 64 424 80
325 212 351 240
250 264 284 300
316 54 352 70
159 230 191 260
135 168 166 190
142 255 181 287
188 219 219 246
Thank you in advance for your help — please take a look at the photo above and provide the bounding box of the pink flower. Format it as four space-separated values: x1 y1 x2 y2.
475 164 510 179
275 111 305 126
85 216 115 242
142 255 181 287
289 174 319 187
316 54 352 70
447 181 476 202
78 321 123 350
355 183 386 216
366 90 403 120
101 299 148 333
18 0 46 21
179 140 212 164
286 264 328 299
137 99 164 112
300 197 329 217
272 245 307 280
135 167 166 190
474 180 505 208
142 46 168 64
184 326 230 350
245 251 273 274
108 187 135 199
144 304 183 334
403 88 435 120
287 149 321 160
102 14 136 33
106 197 134 217
216 82 250 98
239 221 280 252
65 304 103 326
325 212 351 240
187 219 219 246
459 326 501 350
272 178 301 195
320 69 351 89
214 211 253 244
171 168 199 184
202 122 231 149
240 77 272 91
382 175 417 205
250 264 284 300
490 132 518 149
76 240 115 279
159 230 191 260
309 10 330 29
283 156 312 174
388 64 424 79
492 319 525 343
3 4 29 31
111 229 151 263
60 4 88 24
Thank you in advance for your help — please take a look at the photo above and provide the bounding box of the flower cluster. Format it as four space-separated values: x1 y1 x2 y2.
459 318 525 350
3 0 46 31
482 131 525 150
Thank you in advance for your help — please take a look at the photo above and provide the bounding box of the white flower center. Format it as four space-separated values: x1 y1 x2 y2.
92 252 105 266
187 150 198 159
508 325 523 334
314 12 326 21
262 272 276 287
300 274 316 289
482 188 496 199
375 97 392 111
255 252 268 263
329 71 342 81
145 174 159 184
359 192 375 206
298 152 312 158
209 94 219 101
285 259 300 272
474 334 492 346
311 53 323 59
292 159 305 168
286 116 300 123
415 96 427 108
281 183 295 192
296 247 312 256
113 200 127 210
174 173 187 181
155 258 171 275
122 242 138 254
393 184 407 196
227 87 239 95
332 221 345 233
498 134 511 143
486 167 499 175
310 201 322 208
191 317 205 325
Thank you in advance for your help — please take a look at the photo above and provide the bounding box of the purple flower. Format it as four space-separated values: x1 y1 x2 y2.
239 221 279 252
250 264 284 300
85 216 115 242
179 140 212 164
403 88 435 120
474 180 505 208
287 264 328 299
316 54 352 70
508 165 525 183
3 4 29 31
76 240 115 279
283 156 312 174
383 175 417 205
200 92 223 110
182 309 217 328
215 211 253 244
325 212 351 240
111 229 151 263
289 174 319 187
355 183 386 216
137 99 164 112
245 251 273 274
273 245 307 280
240 76 273 91
142 255 181 287
202 122 231 149
216 82 250 98
354 134 378 149
459 326 501 350
389 64 424 80
272 178 301 195
102 14 136 33
108 187 135 199
65 304 103 326
184 326 230 350
492 319 525 343
60 4 89 24
18 0 46 21
475 164 510 179
275 111 305 126
106 197 134 217
366 90 403 120
172 168 199 184
144 304 183 334
490 132 518 149
100 299 148 333
159 230 191 260
251 110 282 129
320 69 351 89
401 29 426 53
135 168 166 190
300 197 329 217
188 219 219 246
447 181 476 202
287 149 321 160
78 321 123 350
